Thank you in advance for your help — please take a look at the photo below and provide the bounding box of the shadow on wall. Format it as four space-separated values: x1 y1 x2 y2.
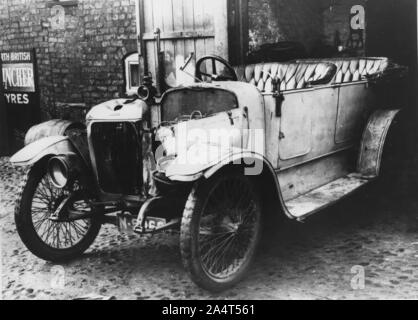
248 0 368 60
248 0 324 56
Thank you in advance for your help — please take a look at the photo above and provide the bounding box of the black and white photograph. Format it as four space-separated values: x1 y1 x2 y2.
1 0 418 304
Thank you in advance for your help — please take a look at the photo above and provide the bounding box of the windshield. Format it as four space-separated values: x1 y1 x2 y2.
161 88 238 124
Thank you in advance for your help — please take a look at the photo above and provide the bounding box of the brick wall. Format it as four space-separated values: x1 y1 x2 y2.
1 0 371 122
248 0 323 53
0 0 137 121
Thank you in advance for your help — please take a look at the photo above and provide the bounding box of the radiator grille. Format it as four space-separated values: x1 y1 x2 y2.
91 122 142 195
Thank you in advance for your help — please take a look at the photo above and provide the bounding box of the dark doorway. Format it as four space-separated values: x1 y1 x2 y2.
367 0 418 168
367 0 417 68
228 0 249 66
367 0 417 110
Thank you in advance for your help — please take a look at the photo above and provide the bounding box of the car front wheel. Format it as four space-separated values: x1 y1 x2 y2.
180 171 262 292
15 162 102 262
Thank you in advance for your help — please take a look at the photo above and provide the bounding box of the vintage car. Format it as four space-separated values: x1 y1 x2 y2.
10 54 407 292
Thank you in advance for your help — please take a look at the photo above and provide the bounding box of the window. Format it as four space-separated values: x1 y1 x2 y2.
124 53 140 96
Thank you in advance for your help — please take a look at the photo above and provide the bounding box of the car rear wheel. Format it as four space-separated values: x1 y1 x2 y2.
180 171 262 292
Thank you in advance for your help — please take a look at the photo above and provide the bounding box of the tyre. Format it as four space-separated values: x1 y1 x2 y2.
15 162 102 262
180 171 262 292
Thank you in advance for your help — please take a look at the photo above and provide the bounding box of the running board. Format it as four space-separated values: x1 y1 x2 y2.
285 173 374 220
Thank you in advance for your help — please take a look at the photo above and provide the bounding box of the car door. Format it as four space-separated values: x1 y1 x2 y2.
278 92 313 162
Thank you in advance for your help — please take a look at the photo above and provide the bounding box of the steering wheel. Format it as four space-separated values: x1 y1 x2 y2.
195 55 238 82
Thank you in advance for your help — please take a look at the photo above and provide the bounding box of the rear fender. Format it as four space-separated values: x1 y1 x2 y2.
358 109 402 177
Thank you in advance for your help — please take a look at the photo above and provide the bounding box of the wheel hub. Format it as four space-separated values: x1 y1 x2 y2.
48 195 73 222
221 216 240 233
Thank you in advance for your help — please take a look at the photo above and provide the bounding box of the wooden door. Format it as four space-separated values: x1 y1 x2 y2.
137 0 229 91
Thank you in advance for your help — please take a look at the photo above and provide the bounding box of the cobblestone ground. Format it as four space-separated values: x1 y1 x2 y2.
1 157 418 300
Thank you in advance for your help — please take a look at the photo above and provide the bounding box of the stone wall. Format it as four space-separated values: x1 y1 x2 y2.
0 0 137 121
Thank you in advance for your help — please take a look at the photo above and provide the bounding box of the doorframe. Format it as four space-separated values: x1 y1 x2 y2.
0 58 10 156
135 0 148 83
214 0 230 60
227 0 249 66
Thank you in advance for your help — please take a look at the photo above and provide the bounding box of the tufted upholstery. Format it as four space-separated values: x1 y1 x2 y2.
296 57 390 84
233 62 337 93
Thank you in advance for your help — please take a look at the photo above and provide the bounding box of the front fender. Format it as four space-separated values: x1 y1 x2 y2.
10 136 76 167
165 148 294 219
165 144 268 182
24 119 85 146
165 144 247 182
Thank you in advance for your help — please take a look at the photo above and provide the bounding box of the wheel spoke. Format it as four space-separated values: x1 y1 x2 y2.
33 217 49 231
63 223 75 246
206 235 235 273
29 173 93 250
201 233 235 264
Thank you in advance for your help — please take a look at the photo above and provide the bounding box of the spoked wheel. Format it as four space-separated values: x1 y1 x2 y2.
15 162 102 262
180 171 262 292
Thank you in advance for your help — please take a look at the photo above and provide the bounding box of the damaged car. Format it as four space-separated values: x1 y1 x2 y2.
10 54 408 292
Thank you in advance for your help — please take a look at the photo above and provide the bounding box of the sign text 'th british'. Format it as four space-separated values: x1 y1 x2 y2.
0 50 40 151
1 51 36 104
